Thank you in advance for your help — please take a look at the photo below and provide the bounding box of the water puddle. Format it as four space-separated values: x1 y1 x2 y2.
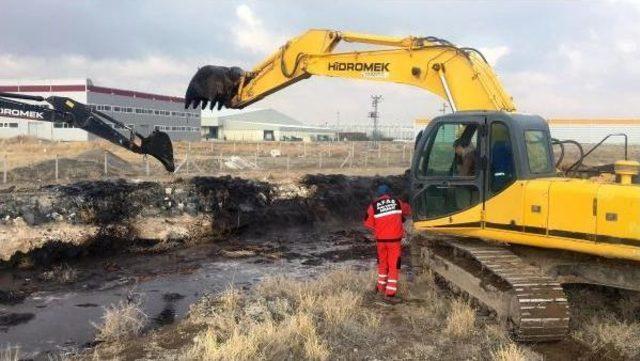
0 233 372 358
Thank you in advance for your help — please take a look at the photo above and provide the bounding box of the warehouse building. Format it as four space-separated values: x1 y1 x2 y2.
201 108 336 142
547 119 640 144
413 118 430 140
0 78 200 141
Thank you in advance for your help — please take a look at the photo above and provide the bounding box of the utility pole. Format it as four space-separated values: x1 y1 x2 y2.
369 95 382 146
439 102 450 115
335 111 341 141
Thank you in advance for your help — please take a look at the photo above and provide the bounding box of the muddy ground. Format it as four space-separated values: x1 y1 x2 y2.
1 223 377 359
0 173 407 263
0 174 638 360
0 174 405 358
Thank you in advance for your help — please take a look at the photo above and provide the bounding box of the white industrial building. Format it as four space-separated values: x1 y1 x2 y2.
547 119 640 144
414 117 640 144
0 78 200 141
201 108 336 142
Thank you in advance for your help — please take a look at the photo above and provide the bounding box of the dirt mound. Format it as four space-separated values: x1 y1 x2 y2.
6 149 139 183
0 174 409 266
76 149 137 171
1 174 410 229
190 173 409 236
0 135 54 145
299 172 409 220
0 175 406 229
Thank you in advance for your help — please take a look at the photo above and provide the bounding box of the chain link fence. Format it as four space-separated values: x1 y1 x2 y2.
1 140 414 185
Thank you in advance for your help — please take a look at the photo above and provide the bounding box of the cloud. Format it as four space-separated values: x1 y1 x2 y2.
0 54 224 96
478 46 510 66
617 39 638 54
253 77 439 127
232 4 287 55
1 1 640 122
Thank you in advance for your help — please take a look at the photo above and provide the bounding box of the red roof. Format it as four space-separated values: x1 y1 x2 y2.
0 84 87 93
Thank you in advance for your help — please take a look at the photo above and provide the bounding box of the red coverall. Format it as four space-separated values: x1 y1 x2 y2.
364 195 412 297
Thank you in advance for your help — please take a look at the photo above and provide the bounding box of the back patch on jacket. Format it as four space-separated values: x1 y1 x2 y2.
373 198 401 218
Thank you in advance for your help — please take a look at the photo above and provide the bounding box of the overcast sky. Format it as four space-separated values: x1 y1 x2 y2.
1 0 639 126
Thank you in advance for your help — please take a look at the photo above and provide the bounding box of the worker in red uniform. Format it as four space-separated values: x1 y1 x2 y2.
364 184 412 304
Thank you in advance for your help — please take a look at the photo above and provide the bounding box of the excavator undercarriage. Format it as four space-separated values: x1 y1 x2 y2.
412 235 570 342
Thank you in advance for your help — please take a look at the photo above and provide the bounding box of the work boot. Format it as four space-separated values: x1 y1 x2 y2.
382 295 402 305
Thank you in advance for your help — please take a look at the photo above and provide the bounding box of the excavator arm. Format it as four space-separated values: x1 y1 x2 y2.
185 29 516 112
0 92 175 172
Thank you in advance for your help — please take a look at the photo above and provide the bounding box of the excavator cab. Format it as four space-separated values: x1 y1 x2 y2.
410 111 555 225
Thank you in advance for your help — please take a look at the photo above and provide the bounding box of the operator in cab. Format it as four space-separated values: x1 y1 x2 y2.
363 184 412 304
453 137 476 176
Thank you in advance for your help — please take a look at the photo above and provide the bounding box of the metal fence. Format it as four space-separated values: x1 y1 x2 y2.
1 141 414 184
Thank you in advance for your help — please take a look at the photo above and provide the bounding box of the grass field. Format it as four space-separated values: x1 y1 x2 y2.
80 268 541 361
0 136 413 184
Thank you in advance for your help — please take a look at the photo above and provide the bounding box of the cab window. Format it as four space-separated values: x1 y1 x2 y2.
415 122 480 220
525 130 553 174
420 123 478 177
489 122 516 195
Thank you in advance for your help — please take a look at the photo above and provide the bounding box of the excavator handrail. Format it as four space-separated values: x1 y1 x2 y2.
566 133 628 172
552 138 584 170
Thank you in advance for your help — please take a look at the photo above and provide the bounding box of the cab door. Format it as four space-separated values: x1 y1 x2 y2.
411 115 486 227
483 120 523 229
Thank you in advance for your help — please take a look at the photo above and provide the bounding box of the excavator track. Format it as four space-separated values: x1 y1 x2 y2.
412 236 570 342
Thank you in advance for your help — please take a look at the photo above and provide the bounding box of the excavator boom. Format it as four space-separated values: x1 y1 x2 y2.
185 29 515 112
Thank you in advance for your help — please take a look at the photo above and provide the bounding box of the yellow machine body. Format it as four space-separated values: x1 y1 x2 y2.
187 29 639 265
414 178 640 261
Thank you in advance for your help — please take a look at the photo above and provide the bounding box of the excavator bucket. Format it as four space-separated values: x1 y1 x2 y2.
141 130 175 172
185 65 245 110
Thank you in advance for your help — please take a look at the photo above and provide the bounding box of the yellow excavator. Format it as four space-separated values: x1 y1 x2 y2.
185 29 640 341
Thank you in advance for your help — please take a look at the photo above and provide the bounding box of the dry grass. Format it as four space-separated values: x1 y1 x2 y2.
81 267 543 361
0 346 20 361
92 298 148 342
401 270 448 333
181 269 380 361
490 343 538 361
569 286 640 358
444 298 476 338
574 315 640 359
617 295 640 320
185 310 329 361
1 137 410 185
40 263 78 284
